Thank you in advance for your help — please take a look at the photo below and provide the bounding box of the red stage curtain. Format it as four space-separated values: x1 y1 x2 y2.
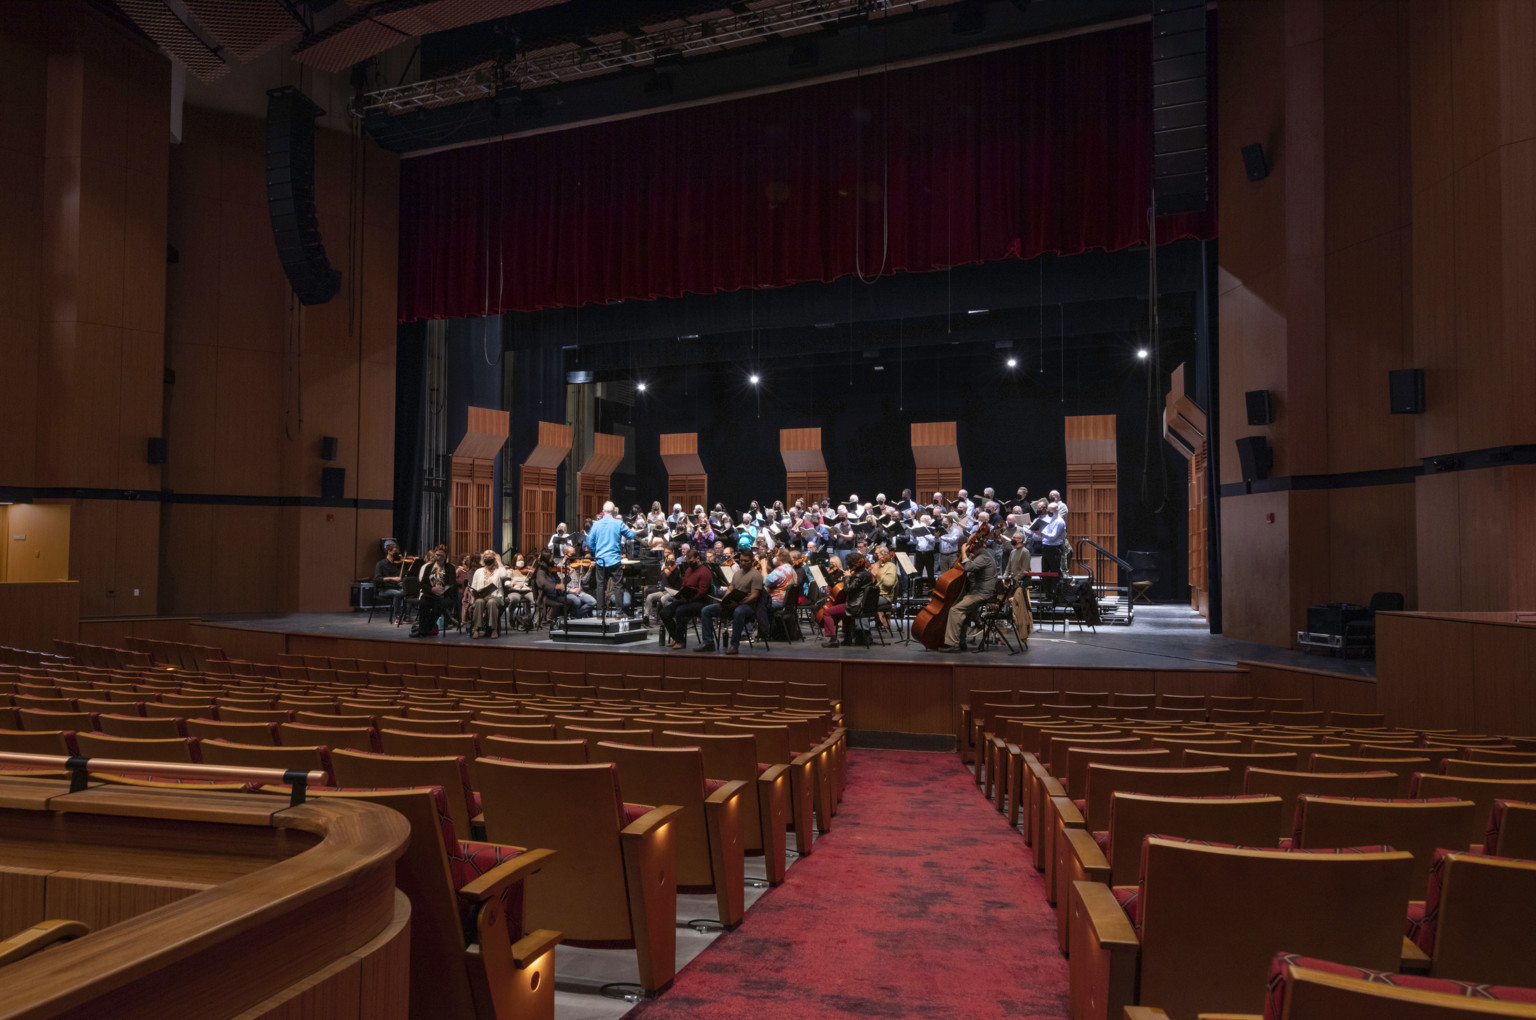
397 22 1215 321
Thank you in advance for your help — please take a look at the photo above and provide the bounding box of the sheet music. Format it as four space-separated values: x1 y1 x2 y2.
894 552 916 575
721 562 736 583
808 565 827 589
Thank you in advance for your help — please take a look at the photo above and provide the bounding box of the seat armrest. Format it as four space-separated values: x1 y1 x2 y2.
1052 794 1086 829
1401 935 1431 971
620 804 684 839
1122 1010 1172 1020
1062 827 1111 884
758 763 789 784
456 847 557 903
1074 880 1139 948
510 928 562 969
705 779 749 806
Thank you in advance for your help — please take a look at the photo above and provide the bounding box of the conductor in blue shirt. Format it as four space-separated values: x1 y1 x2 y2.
584 501 636 618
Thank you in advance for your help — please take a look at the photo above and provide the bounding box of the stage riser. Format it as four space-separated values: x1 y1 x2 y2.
129 622 1379 738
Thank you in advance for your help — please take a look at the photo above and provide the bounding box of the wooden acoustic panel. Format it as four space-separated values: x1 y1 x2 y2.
519 422 572 554
577 432 625 523
660 433 707 513
911 422 961 502
781 428 828 507
1064 415 1118 586
450 457 494 559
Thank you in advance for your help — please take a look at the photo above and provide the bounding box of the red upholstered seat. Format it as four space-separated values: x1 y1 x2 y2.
1092 829 1110 853
1263 952 1536 1017
1111 885 1141 932
448 838 527 942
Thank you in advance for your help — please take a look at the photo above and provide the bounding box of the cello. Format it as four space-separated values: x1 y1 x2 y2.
911 520 992 650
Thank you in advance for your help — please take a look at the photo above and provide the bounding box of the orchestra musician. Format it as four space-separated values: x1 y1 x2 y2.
410 545 452 638
661 545 714 649
371 541 405 620
820 551 872 648
503 552 533 618
644 547 682 627
467 550 511 638
938 537 998 653
1039 501 1068 578
697 549 764 655
870 544 899 628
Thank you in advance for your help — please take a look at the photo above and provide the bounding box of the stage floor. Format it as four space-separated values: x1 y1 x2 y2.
207 603 1376 677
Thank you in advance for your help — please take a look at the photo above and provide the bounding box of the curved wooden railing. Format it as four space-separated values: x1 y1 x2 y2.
0 770 410 1020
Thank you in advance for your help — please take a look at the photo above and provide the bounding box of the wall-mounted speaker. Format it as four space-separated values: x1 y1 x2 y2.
1389 368 1425 414
266 87 341 306
1245 389 1273 426
1241 142 1270 181
1235 435 1273 483
320 436 338 461
147 437 167 465
320 466 346 501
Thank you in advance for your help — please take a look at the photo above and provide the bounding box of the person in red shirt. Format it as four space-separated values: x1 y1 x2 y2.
662 545 716 650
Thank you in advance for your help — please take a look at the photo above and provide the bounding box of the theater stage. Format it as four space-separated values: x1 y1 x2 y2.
161 605 1379 747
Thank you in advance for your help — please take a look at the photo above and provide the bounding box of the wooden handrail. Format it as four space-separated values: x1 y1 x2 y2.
0 752 327 788
0 776 409 1019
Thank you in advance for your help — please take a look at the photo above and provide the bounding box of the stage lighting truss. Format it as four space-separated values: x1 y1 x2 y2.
355 0 918 116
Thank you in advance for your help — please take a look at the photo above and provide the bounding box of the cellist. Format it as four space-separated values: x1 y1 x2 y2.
938 536 998 653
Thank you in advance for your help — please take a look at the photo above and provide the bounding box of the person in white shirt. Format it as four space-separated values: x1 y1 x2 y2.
1040 503 1068 577
467 550 512 637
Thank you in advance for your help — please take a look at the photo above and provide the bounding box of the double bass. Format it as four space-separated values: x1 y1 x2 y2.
911 520 992 650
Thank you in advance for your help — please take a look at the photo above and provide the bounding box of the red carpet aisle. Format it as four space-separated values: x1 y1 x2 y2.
629 749 1069 1019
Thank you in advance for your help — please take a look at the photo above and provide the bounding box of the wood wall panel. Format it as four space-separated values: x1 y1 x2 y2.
76 616 196 646
1374 614 1477 732
0 582 80 658
1470 622 1536 739
45 873 205 933
1327 484 1416 610
0 868 48 941
841 663 953 735
1153 669 1252 697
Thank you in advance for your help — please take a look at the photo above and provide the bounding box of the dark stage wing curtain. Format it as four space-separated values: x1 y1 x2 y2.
398 22 1215 321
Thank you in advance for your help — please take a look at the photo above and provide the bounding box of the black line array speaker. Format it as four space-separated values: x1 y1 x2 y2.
266 87 341 306
1151 0 1209 215
321 467 346 501
1241 142 1270 181
320 436 338 461
147 437 167 465
1389 368 1426 414
1245 389 1273 426
1235 436 1273 483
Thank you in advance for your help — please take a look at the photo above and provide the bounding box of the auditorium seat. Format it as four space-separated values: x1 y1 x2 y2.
1408 850 1536 987
73 733 199 764
565 725 654 746
97 713 185 739
329 749 480 839
1243 769 1400 841
198 738 332 782
1485 800 1536 858
1441 758 1536 780
655 730 790 886
1179 750 1300 792
378 714 465 735
1069 836 1415 1020
1126 951 1536 1020
1408 774 1536 848
1292 794 1476 892
481 736 589 765
1326 710 1388 728
278 722 378 753
709 721 817 855
475 759 682 995
281 785 560 1020
1308 753 1433 797
18 708 98 733
379 729 482 759
592 741 748 927
0 727 78 756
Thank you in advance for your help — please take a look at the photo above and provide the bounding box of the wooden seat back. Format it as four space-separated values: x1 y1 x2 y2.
279 722 377 753
1295 794 1476 892
329 749 477 839
592 742 728 893
1208 708 1267 725
1410 774 1536 848
1136 837 1414 1020
0 727 76 756
1428 852 1536 986
216 706 293 724
1267 952 1536 1019
1247 739 1352 755
1064 748 1172 800
18 708 96 732
1308 754 1432 797
1325 711 1386 728
378 729 482 759
1082 765 1230 831
1441 758 1536 780
481 735 589 764
73 732 197 764
1465 748 1536 763
377 714 464 734
475 760 637 944
1048 735 1142 778
98 713 184 739
1144 735 1243 754
199 738 331 780
185 718 276 745
1242 769 1400 841
1103 793 1282 886
1180 750 1299 792
1487 800 1536 858
566 725 654 746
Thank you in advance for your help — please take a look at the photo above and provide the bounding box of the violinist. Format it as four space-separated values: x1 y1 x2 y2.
467 550 511 638
662 545 714 650
939 537 998 653
821 552 872 648
644 547 682 627
410 545 452 638
697 549 763 655
870 544 899 626
371 542 405 620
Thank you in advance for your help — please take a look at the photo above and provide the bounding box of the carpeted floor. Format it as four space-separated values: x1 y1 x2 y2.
629 749 1069 1019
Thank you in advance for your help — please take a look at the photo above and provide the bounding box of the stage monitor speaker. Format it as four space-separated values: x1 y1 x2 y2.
1241 142 1270 181
1245 389 1273 426
321 466 345 501
266 87 341 306
147 437 167 465
1235 436 1273 482
320 436 338 461
1389 368 1425 414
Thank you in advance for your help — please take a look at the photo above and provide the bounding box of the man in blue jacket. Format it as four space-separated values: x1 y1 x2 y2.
583 501 636 618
